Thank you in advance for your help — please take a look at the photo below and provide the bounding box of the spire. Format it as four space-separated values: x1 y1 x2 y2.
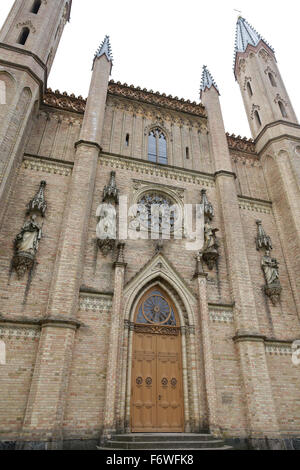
234 17 274 70
200 66 220 96
94 35 113 63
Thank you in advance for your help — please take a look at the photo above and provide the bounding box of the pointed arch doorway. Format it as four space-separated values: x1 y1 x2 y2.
131 286 184 432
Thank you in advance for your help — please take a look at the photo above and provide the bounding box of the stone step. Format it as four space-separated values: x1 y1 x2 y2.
111 433 219 443
103 439 227 450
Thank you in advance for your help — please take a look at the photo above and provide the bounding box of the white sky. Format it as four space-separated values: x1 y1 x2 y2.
1 0 299 138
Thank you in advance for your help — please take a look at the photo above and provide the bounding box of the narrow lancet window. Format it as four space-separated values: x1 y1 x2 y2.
278 101 287 118
268 73 276 87
186 147 189 159
18 27 30 45
254 110 262 128
247 82 253 97
148 128 167 165
31 0 41 14
125 133 130 147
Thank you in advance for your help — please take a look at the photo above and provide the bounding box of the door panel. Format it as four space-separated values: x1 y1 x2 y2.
131 332 183 432
157 335 183 431
131 334 156 432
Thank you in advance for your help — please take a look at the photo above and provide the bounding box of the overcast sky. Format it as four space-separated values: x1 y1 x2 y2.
1 0 299 138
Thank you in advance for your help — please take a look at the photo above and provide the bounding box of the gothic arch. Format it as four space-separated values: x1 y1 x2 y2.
117 253 202 433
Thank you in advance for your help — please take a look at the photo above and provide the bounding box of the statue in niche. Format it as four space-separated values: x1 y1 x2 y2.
200 188 220 270
96 171 119 256
261 250 282 306
96 203 117 256
14 215 42 256
12 181 47 279
202 221 219 270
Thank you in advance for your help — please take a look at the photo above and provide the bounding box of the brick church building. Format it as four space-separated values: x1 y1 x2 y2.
0 0 300 450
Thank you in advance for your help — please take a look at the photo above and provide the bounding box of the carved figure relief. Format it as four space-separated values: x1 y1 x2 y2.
255 220 281 305
200 189 219 270
96 171 119 256
12 181 47 278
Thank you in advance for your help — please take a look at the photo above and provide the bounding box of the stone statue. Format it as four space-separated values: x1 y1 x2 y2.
96 204 117 240
13 215 42 278
261 250 282 306
96 172 119 256
262 251 279 286
14 215 42 256
12 181 47 279
202 221 219 270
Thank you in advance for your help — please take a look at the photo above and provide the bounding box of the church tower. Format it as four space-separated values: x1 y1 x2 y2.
235 16 300 319
234 16 298 138
0 0 72 223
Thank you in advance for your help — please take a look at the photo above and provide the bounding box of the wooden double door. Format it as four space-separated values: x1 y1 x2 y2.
131 330 184 432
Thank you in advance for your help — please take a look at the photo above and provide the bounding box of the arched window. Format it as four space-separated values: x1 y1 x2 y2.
247 82 253 97
185 147 189 159
254 110 262 128
125 133 130 147
31 0 41 14
18 27 30 45
278 101 287 118
135 288 177 326
268 73 276 87
148 128 167 165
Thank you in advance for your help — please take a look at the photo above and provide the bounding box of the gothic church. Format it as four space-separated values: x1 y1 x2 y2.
0 0 300 450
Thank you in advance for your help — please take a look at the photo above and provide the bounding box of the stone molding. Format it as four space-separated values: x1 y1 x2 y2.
265 343 293 356
0 325 40 340
209 310 234 323
238 196 272 214
100 153 215 188
22 155 73 176
79 294 113 312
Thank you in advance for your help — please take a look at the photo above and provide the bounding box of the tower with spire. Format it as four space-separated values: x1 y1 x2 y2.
234 15 300 317
234 16 298 138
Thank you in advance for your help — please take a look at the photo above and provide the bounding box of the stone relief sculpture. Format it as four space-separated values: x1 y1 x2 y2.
12 181 47 278
255 220 282 305
200 189 219 270
96 171 119 256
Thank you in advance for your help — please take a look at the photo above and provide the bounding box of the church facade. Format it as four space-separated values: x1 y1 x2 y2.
0 0 300 450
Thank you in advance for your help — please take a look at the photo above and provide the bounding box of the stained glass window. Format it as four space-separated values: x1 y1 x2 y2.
136 290 176 326
148 128 167 165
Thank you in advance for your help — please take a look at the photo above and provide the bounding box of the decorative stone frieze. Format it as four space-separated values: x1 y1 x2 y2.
209 310 234 323
100 154 215 188
79 295 113 312
238 197 272 214
0 326 40 340
265 343 292 356
23 156 72 176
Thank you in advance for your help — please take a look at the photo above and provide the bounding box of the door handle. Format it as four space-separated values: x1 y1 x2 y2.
158 395 162 401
